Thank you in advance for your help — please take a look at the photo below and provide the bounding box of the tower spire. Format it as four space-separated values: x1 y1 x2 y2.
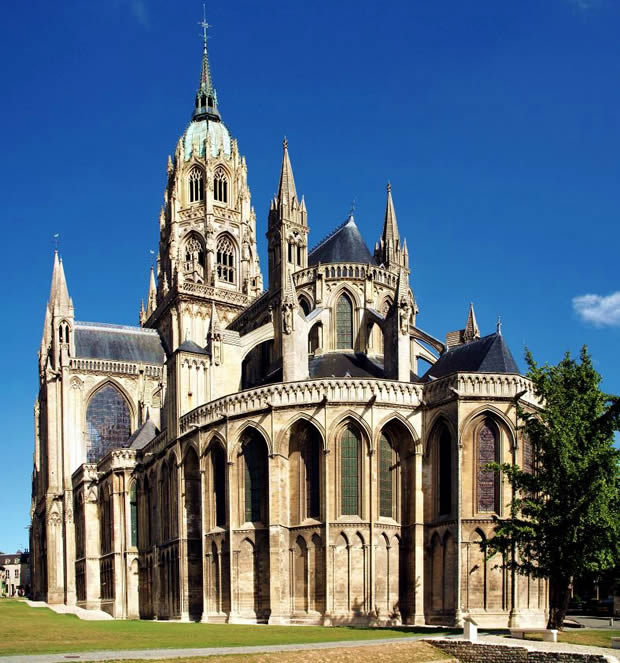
463 302 480 342
277 138 298 212
382 182 400 245
375 182 408 272
193 6 220 121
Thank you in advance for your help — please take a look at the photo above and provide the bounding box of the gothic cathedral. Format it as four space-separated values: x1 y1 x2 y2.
31 23 547 627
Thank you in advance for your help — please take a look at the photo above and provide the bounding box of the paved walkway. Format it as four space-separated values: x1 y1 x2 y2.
0 634 616 663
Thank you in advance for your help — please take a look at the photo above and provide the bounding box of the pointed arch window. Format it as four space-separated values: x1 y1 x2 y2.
211 444 226 527
379 434 395 518
341 426 360 515
184 236 205 282
129 483 138 548
336 293 354 349
477 420 499 513
438 426 452 516
243 434 267 523
216 235 235 284
86 384 131 463
214 168 228 203
188 167 204 203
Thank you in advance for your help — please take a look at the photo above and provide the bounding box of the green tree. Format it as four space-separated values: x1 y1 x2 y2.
488 347 620 630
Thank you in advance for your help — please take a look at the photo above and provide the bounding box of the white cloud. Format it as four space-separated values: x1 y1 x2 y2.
130 0 149 28
572 292 620 327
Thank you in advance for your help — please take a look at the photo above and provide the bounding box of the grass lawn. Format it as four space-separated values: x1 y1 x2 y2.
512 628 620 649
97 641 452 663
0 600 453 656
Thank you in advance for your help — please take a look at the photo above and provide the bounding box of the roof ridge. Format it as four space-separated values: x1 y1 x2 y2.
75 321 160 335
308 217 352 256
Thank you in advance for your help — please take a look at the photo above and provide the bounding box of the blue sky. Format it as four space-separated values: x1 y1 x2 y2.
1 0 618 553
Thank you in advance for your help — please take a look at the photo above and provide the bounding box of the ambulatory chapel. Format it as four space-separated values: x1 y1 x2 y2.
31 25 547 627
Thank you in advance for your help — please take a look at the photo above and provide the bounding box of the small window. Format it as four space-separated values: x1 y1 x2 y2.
341 426 360 515
288 242 293 264
188 167 204 203
129 483 138 548
214 168 228 203
297 245 302 266
216 235 235 284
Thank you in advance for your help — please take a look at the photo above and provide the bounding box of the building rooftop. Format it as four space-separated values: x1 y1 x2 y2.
308 215 376 266
74 321 165 365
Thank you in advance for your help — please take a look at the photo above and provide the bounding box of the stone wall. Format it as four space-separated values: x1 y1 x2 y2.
428 639 609 663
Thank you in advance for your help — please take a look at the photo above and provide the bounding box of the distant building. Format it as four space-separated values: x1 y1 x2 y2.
0 551 30 597
30 19 547 627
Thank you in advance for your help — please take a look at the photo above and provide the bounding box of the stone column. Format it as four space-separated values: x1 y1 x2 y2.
412 451 425 624
267 453 285 623
84 489 101 610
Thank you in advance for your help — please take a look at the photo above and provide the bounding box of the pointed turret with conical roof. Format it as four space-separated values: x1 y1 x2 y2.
267 139 308 291
375 183 409 273
463 302 481 342
42 251 74 372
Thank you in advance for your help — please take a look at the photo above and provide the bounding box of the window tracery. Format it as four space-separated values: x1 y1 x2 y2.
86 384 131 463
379 434 395 518
214 167 228 203
184 236 205 282
477 419 499 512
188 167 204 203
216 235 235 284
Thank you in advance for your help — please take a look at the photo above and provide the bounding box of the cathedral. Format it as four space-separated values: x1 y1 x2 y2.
30 23 547 627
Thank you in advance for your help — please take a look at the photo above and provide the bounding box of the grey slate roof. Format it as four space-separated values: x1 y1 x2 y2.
74 321 165 365
177 339 209 355
423 333 519 380
308 216 376 266
309 352 384 379
127 418 159 451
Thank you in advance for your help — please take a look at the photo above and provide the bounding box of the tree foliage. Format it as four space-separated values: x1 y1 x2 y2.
488 347 620 629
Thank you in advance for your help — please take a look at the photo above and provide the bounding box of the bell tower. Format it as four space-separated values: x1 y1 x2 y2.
142 15 263 353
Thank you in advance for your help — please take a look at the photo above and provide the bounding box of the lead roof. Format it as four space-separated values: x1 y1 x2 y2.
423 332 519 380
74 321 165 365
308 216 376 266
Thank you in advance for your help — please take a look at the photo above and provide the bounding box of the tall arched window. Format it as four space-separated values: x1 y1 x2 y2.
340 426 360 515
211 444 226 527
477 419 499 513
379 434 394 518
336 293 353 349
438 426 452 516
129 483 138 548
184 236 205 281
86 384 131 463
214 167 228 203
216 235 235 284
243 434 267 523
188 167 204 203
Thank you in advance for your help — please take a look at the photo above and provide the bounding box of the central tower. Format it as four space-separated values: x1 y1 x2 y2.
142 18 263 352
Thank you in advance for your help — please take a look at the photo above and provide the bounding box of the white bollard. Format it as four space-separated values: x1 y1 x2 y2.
463 616 478 643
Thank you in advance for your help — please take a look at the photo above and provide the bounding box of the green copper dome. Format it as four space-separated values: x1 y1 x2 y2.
183 119 232 161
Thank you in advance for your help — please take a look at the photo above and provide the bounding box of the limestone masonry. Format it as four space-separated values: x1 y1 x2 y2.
31 21 547 626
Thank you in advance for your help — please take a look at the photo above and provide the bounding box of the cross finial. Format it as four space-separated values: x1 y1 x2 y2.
53 233 60 252
283 136 288 150
348 199 356 218
199 4 211 50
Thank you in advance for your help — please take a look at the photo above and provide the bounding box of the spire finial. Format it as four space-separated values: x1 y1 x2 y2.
497 315 502 335
283 136 288 150
193 6 220 121
387 181 391 193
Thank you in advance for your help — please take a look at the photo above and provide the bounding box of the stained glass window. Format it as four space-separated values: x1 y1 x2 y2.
212 445 226 527
189 167 204 203
336 294 353 349
86 384 131 463
216 235 235 284
439 427 452 515
522 434 534 474
214 168 228 203
341 426 360 515
244 436 266 522
477 421 498 512
379 434 393 518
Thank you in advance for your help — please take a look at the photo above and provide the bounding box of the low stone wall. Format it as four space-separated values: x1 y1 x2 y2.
427 639 609 663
